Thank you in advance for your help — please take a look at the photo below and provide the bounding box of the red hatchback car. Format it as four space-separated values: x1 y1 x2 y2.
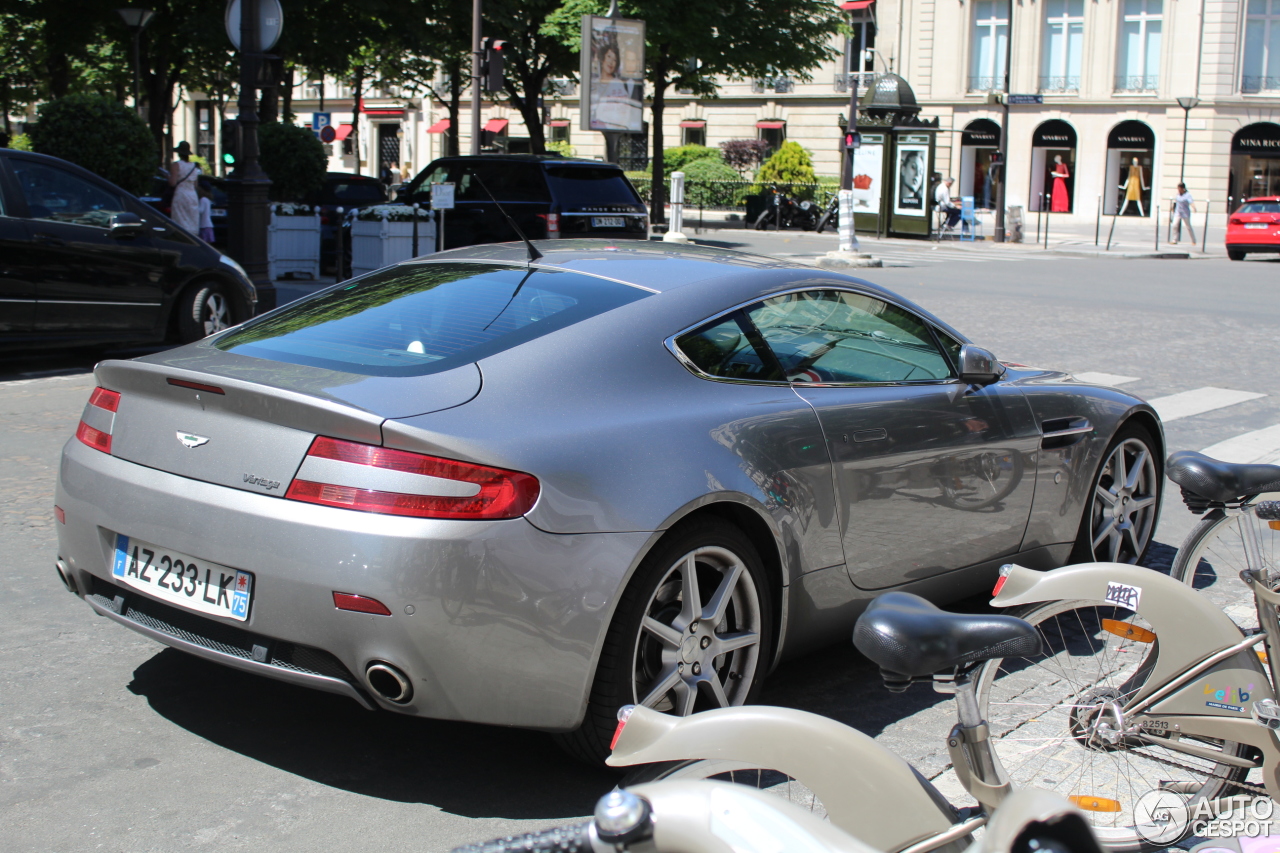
1226 196 1280 260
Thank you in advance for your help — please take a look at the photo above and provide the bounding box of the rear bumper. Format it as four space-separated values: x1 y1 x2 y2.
1224 240 1280 253
55 438 649 731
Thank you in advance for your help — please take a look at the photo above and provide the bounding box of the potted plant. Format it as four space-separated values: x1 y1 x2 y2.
268 202 322 280
350 204 436 278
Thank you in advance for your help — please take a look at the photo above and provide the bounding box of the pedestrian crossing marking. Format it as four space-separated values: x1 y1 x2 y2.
1073 372 1140 387
1200 424 1280 465
1149 387 1267 422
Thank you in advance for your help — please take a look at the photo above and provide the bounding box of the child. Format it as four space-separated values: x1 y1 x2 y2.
197 184 216 244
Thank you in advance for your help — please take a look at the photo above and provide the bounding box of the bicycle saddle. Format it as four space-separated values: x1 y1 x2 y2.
854 592 1041 689
1167 450 1280 503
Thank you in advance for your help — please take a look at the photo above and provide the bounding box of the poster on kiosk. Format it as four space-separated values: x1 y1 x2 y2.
580 15 646 133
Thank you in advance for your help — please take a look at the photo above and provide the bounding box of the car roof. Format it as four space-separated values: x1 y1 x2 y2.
428 154 617 168
1242 196 1280 203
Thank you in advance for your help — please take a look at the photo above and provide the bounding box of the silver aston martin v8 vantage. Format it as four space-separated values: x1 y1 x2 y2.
55 240 1163 761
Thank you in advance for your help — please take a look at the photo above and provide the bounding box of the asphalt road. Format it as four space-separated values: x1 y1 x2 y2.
2 251 1278 852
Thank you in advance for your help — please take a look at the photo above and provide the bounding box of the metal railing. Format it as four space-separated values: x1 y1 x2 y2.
629 177 839 215
1038 76 1080 93
834 72 879 93
1114 74 1158 92
1242 75 1280 93
967 76 1007 92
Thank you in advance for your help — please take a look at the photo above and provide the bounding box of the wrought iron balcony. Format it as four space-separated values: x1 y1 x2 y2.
1114 75 1158 92
1038 76 1080 93
1242 75 1280 93
834 72 879 93
966 76 1007 93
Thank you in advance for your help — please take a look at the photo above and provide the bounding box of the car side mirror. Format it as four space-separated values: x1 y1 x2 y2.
958 344 1004 385
108 212 144 238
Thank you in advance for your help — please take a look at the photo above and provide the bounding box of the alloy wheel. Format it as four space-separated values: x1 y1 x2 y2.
1087 437 1159 563
201 291 230 336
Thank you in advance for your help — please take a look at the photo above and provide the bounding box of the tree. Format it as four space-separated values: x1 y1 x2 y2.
487 0 579 155
720 139 769 176
547 0 841 222
28 93 157 193
258 120 326 200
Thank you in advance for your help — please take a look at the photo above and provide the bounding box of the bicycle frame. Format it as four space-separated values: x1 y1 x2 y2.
992 561 1280 799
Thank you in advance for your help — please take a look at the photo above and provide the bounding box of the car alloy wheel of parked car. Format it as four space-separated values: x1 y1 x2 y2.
1073 423 1161 564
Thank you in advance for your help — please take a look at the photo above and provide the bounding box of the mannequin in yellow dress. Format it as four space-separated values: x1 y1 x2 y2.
1117 157 1147 216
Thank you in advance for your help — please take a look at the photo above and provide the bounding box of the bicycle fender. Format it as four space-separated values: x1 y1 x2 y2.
991 562 1269 710
974 789 1094 853
610 704 959 851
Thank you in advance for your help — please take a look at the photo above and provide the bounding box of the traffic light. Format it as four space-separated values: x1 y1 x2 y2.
843 131 861 150
220 119 240 169
481 37 507 92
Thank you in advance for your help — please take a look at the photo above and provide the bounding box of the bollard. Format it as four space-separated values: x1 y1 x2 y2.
1036 198 1042 245
838 189 858 253
1202 200 1210 253
1044 199 1050 250
1095 195 1101 246
1106 214 1117 251
663 171 689 243
1154 205 1159 251
412 203 419 256
335 206 345 282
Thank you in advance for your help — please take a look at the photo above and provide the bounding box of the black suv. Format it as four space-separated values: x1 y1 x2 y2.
396 155 648 248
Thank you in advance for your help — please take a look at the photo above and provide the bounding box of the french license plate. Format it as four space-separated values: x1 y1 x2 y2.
592 216 626 228
1245 223 1267 229
111 534 253 621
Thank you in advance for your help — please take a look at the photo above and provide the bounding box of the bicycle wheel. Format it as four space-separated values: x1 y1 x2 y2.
976 599 1248 851
1170 508 1280 632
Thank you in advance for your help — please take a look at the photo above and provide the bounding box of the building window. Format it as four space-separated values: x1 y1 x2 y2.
969 1 1008 92
1243 0 1280 93
757 122 785 156
1040 0 1084 93
550 121 571 143
682 123 706 146
1116 0 1161 91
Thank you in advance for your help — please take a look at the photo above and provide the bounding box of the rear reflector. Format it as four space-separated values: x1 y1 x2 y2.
75 421 112 453
89 387 121 412
992 564 1014 596
610 704 637 750
1069 795 1121 813
1101 618 1155 644
333 592 392 616
167 378 226 395
54 505 65 525
286 437 540 520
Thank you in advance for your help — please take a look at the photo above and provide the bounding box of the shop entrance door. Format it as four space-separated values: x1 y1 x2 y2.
1230 123 1280 209
1105 120 1155 216
960 119 1000 211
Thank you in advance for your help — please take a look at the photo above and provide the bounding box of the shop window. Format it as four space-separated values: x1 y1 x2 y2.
1105 120 1155 216
1029 119 1077 213
969 1 1008 92
1230 123 1280 205
1243 0 1280 93
1116 0 1161 92
960 119 1001 210
1040 0 1084 93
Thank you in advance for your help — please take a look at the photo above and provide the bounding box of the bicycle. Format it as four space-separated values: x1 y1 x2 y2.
973 452 1280 850
610 591 1045 853
453 779 1107 853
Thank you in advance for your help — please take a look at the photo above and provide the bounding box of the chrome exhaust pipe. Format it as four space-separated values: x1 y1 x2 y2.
55 559 79 595
365 662 413 704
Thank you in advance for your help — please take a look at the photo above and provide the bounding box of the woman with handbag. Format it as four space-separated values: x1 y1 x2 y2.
168 140 202 235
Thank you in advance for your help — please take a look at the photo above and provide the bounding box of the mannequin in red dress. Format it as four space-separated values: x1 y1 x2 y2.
1050 155 1070 212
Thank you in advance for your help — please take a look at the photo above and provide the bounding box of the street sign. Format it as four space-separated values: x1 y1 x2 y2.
313 112 331 132
431 183 456 210
319 125 336 144
1007 94 1044 105
225 0 283 51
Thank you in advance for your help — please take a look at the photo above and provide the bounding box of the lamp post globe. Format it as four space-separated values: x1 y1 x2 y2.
116 9 155 118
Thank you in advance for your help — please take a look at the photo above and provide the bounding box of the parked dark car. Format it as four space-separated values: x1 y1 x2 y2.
396 155 649 248
0 149 265 350
138 172 228 248
306 171 386 271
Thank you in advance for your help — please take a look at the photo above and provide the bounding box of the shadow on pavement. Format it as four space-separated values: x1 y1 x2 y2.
127 648 617 820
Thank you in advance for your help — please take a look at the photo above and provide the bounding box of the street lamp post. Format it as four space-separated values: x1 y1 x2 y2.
116 8 155 118
994 0 1012 242
1176 96 1200 183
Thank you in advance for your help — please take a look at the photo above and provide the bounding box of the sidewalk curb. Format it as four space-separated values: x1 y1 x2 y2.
1045 249 1196 260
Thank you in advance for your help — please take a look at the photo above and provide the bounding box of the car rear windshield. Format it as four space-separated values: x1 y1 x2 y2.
544 167 641 208
214 263 649 376
1239 201 1280 214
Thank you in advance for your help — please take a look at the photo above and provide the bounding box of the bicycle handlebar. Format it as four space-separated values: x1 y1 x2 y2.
451 821 599 853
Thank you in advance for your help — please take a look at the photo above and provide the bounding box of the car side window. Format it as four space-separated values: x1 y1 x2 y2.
746 290 954 384
934 327 964 372
456 162 551 203
674 310 784 382
12 161 126 228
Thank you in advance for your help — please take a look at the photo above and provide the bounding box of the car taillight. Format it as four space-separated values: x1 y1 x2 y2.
537 213 561 238
285 436 540 520
1231 217 1244 225
76 387 120 454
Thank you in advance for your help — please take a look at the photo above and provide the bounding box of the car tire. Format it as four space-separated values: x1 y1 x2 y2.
554 518 773 765
1069 421 1162 565
178 281 236 343
1228 249 1246 261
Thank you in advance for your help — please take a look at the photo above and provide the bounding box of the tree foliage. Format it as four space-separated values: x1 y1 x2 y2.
662 144 719 174
720 139 770 175
29 93 157 194
258 121 327 201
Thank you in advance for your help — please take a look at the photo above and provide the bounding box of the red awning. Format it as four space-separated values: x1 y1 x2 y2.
549 119 571 127
679 120 706 128
334 124 354 141
426 118 451 133
756 120 786 129
840 0 875 9
484 118 509 133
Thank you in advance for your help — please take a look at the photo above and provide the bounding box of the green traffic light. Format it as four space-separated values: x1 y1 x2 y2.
222 152 236 165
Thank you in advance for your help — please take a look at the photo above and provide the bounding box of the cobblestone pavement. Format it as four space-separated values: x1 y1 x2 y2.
2 255 1279 852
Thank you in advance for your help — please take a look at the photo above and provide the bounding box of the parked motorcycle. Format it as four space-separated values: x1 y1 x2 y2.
752 187 819 231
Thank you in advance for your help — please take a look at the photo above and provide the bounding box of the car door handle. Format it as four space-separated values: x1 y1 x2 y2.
33 233 65 247
467 208 486 216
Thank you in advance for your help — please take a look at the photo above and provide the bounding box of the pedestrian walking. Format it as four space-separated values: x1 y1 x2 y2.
1170 183 1196 245
197 183 215 244
169 141 201 236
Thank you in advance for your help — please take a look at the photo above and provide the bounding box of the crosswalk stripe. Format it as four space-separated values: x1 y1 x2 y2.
1073 372 1140 387
1149 387 1267 422
1199 424 1280 465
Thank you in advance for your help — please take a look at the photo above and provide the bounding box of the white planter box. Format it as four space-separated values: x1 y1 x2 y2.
268 212 321 280
350 214 437 278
